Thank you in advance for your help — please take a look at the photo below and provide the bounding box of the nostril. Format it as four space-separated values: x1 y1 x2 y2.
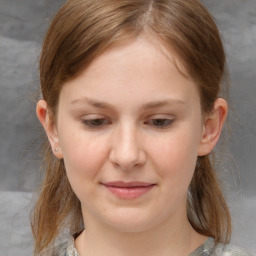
109 150 146 171
108 129 146 170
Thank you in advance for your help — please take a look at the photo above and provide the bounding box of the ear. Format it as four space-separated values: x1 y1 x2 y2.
36 100 63 159
198 98 228 156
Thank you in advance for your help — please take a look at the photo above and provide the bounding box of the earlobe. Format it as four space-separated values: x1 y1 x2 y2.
198 98 228 156
36 100 63 159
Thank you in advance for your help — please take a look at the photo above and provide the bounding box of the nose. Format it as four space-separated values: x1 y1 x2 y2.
109 123 146 171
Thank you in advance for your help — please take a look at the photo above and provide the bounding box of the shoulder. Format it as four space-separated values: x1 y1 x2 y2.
35 238 76 256
52 237 78 256
51 241 69 256
212 242 256 256
190 237 255 256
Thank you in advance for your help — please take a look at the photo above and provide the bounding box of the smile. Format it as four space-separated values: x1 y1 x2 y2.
101 181 155 199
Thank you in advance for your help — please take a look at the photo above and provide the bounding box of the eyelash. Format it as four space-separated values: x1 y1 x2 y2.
81 118 174 129
81 119 110 128
147 119 174 128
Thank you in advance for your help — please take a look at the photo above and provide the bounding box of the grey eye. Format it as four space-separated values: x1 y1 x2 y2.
147 119 174 128
82 118 109 128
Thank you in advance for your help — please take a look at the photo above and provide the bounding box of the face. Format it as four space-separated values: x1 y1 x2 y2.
48 36 206 232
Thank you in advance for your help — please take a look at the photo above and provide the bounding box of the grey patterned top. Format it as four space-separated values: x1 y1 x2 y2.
45 236 255 256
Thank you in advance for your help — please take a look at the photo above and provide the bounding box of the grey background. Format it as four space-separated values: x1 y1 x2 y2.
0 0 255 255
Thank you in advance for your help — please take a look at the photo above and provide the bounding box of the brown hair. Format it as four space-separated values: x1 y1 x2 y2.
32 0 231 253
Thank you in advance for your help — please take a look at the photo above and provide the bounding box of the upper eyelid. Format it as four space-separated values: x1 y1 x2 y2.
81 114 106 119
80 117 174 121
81 118 110 123
80 114 175 121
80 113 175 118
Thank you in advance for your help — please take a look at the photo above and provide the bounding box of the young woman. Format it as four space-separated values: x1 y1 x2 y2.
32 0 254 255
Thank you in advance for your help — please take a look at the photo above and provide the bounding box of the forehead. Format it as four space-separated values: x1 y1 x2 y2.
84 35 189 79
60 35 200 111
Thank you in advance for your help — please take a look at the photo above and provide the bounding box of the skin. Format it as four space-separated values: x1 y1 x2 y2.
37 35 227 256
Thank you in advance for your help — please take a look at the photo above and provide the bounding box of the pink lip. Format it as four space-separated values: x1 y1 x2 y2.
102 181 155 199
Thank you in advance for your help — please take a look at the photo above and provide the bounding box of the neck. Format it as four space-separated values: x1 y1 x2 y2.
75 211 206 256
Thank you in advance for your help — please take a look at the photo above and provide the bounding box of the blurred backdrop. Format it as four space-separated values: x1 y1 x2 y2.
0 0 255 255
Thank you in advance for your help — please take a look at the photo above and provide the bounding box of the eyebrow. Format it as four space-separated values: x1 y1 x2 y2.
71 96 186 110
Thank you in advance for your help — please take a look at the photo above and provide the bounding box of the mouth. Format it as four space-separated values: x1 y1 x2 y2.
101 181 156 199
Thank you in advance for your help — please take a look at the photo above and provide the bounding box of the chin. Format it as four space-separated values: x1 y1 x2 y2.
101 210 158 233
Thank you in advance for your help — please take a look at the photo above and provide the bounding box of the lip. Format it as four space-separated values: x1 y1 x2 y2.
101 181 155 199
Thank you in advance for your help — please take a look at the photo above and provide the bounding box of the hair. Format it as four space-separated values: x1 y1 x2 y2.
32 0 231 253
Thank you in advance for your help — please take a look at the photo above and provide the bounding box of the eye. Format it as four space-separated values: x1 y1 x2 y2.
146 119 174 129
81 118 110 129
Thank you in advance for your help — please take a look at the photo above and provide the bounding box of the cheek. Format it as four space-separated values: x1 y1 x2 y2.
150 129 199 186
58 125 108 182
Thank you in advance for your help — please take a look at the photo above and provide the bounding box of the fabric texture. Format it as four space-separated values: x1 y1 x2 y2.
46 236 255 256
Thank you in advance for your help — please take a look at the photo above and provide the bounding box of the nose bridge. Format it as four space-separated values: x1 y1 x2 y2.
110 120 145 170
